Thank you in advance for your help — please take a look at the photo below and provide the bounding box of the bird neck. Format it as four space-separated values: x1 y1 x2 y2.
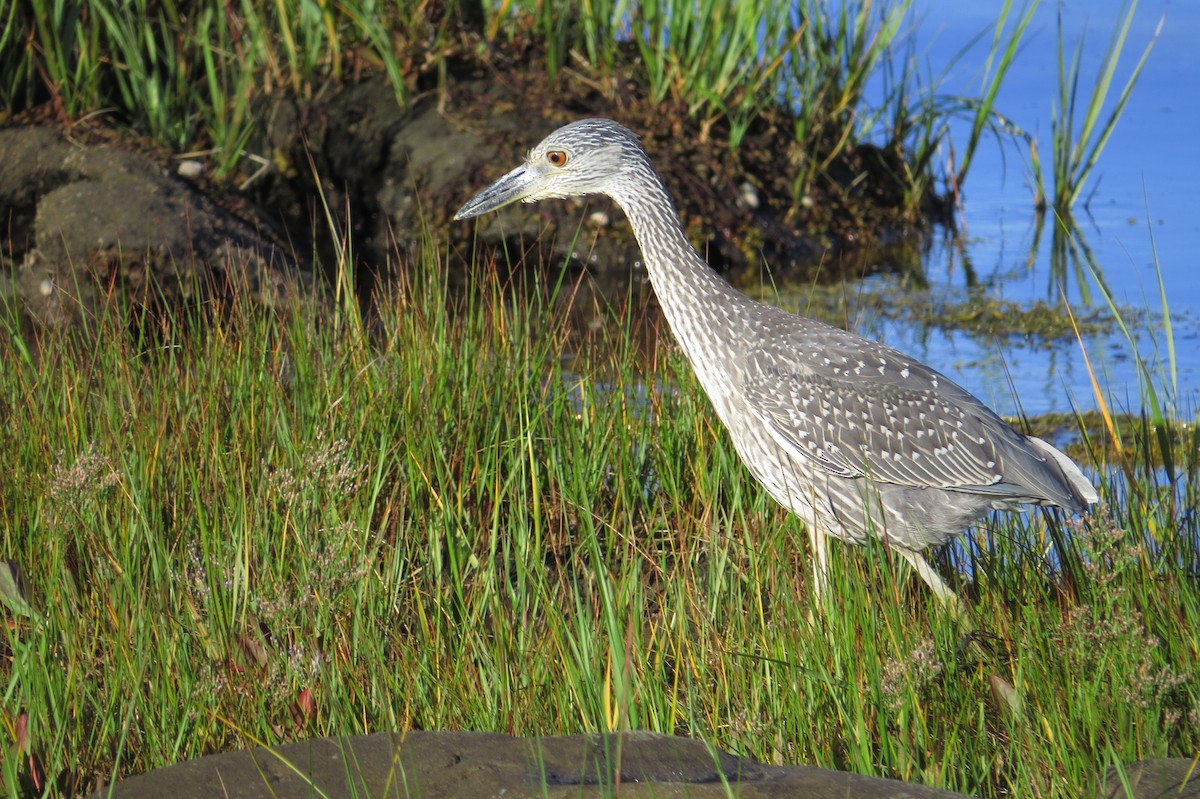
608 164 755 418
609 166 746 317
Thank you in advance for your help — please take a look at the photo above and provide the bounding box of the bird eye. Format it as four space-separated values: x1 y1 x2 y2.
546 150 568 167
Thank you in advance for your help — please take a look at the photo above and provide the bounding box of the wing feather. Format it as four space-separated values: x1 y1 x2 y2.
741 329 1022 494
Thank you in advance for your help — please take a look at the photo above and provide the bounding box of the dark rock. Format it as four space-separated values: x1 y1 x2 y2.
0 126 307 328
252 76 595 300
87 730 968 798
1097 758 1200 799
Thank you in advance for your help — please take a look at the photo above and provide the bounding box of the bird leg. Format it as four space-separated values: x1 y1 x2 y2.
808 524 830 599
898 548 968 620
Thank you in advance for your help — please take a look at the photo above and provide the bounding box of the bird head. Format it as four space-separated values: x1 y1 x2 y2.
454 118 646 220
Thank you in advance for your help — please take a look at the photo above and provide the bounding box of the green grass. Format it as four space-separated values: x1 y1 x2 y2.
1 240 1196 796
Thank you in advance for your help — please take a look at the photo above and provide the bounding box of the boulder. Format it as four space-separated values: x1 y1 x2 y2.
0 126 306 328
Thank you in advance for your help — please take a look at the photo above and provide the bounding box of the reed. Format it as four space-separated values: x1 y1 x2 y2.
1040 1 1160 214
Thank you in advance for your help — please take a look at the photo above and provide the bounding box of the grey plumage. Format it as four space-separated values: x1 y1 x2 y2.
455 118 1098 606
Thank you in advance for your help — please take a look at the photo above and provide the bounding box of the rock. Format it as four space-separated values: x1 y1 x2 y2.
0 126 308 328
1097 758 1200 799
88 730 968 798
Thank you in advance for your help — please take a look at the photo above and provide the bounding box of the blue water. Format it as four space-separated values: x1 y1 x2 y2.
855 0 1200 417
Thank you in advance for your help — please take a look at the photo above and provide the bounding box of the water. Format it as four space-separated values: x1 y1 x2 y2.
860 0 1200 417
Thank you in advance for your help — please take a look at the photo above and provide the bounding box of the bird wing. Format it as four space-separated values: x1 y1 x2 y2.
741 328 1020 493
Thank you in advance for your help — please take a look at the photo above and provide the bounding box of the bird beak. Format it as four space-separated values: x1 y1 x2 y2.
454 164 539 220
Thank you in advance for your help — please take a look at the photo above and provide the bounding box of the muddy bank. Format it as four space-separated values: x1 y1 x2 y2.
86 729 968 798
250 60 936 305
1 50 943 334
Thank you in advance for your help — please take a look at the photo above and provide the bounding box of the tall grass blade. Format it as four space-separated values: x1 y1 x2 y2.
1051 1 1160 212
952 0 1037 191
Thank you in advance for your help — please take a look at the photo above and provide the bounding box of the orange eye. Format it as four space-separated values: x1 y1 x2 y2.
546 150 568 167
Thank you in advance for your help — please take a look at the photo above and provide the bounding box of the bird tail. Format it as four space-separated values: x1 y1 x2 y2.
1027 436 1099 511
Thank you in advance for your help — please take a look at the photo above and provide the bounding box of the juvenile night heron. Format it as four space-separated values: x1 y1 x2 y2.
455 118 1098 607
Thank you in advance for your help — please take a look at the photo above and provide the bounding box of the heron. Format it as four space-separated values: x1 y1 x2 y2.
454 118 1098 609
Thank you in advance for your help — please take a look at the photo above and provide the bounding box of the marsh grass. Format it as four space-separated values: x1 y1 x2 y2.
785 0 911 197
630 0 800 147
998 1 1159 303
947 0 1037 196
1 236 1196 796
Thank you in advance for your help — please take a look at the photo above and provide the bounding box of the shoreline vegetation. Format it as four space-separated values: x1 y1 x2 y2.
1 1 1195 797
2 0 1153 237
